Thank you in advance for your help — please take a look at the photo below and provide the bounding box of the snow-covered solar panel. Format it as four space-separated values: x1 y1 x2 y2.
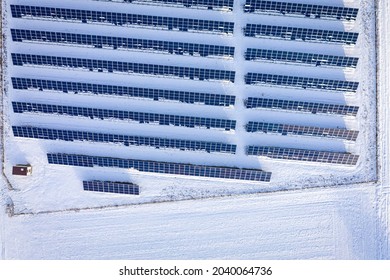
243 24 358 44
94 0 234 11
243 0 358 21
83 180 140 195
11 53 236 83
11 77 235 107
10 5 234 35
246 146 359 165
12 126 237 154
11 29 235 59
48 153 272 182
244 97 359 116
245 73 358 92
245 48 358 68
12 102 237 131
245 121 359 141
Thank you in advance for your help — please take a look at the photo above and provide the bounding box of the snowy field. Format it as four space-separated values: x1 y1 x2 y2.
0 0 389 260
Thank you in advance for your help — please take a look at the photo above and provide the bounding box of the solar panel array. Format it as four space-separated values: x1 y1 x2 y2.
48 153 272 182
83 180 140 195
245 73 359 92
11 29 235 59
94 0 234 11
246 146 359 165
244 98 359 116
243 0 359 21
245 48 359 68
11 77 235 107
7 0 364 187
11 53 236 83
10 5 234 34
243 24 359 44
245 121 359 141
12 126 237 154
12 102 237 131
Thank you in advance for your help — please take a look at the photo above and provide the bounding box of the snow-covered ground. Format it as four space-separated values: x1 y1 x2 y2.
0 0 389 260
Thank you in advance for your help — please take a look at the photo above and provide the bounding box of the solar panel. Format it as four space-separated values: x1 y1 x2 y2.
83 180 140 195
11 29 235 59
12 126 237 154
243 0 358 21
93 0 234 11
11 77 235 107
10 5 234 35
246 146 359 165
245 121 359 141
48 153 272 182
11 53 236 83
244 97 359 116
12 102 237 131
245 48 358 68
243 24 359 44
245 73 358 92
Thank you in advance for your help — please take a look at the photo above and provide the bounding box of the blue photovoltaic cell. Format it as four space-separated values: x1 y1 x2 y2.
48 153 272 182
94 0 234 11
243 24 358 44
245 48 358 68
12 126 237 154
12 102 237 131
243 0 358 21
10 5 234 34
245 73 358 92
245 121 359 141
244 97 359 116
11 77 236 107
246 146 359 165
11 53 236 83
83 180 140 195
11 29 235 59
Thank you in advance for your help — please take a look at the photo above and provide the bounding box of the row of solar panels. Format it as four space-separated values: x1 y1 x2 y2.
10 5 359 44
11 77 236 107
83 180 140 195
10 29 359 68
46 148 357 176
96 0 359 21
94 0 234 11
11 54 358 91
11 100 358 130
48 153 272 181
11 123 358 158
244 0 358 21
10 77 360 114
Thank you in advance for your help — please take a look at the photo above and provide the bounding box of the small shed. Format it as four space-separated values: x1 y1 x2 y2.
12 164 32 176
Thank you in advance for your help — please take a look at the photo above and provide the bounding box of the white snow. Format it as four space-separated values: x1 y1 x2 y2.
0 0 389 260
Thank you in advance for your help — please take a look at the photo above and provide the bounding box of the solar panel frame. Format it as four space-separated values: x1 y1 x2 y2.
11 53 236 83
48 153 272 182
246 146 359 165
244 97 359 116
83 180 140 195
245 72 358 92
11 77 236 107
10 5 234 35
12 126 237 154
243 0 358 21
12 102 237 131
11 29 235 59
245 48 358 68
93 0 234 11
245 121 359 141
243 24 359 44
